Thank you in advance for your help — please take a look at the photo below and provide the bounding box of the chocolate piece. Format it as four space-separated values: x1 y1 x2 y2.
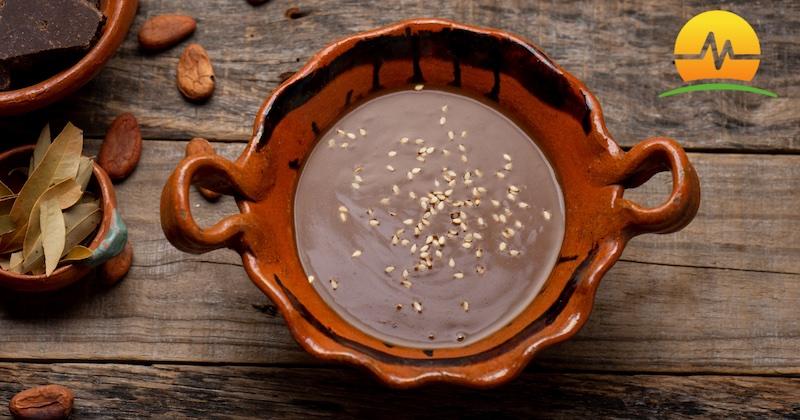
0 0 104 89
295 89 565 348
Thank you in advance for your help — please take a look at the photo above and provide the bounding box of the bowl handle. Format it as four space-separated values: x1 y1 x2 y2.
616 137 701 236
160 148 257 254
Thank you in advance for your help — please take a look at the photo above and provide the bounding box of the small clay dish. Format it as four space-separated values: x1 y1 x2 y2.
0 0 139 116
0 145 129 292
161 19 700 387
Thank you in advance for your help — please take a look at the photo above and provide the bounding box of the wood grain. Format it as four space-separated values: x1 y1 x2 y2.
1 363 798 419
0 140 797 374
2 0 794 151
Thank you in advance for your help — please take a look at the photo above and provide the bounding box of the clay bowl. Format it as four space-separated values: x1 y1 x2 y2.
161 19 700 388
0 0 139 116
0 145 129 292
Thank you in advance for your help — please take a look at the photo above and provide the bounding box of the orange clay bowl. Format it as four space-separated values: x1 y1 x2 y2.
0 0 138 116
161 19 701 388
0 145 129 292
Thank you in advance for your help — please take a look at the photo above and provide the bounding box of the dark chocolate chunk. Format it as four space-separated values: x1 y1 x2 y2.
0 0 105 89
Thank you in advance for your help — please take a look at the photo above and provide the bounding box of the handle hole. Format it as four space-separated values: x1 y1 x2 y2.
188 186 240 230
623 171 673 208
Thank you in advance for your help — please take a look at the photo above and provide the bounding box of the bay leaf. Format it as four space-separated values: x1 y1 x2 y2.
75 157 93 191
0 179 12 198
40 199 66 276
0 195 15 215
22 179 83 261
0 215 14 236
31 123 51 173
60 245 93 264
21 202 101 274
8 122 83 227
8 251 23 273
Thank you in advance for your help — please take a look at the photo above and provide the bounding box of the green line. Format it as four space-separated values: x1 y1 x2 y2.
658 83 778 98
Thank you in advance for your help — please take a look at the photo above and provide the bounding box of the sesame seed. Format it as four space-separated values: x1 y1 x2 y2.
380 197 391 205
407 171 414 180
496 171 506 179
337 129 346 136
543 210 552 220
477 217 486 226
462 242 473 249
402 280 413 289
402 269 409 278
386 165 395 172
415 138 425 145
461 301 469 312
449 258 455 268
351 182 360 190
346 132 356 139
509 249 521 256
448 130 455 140
441 105 448 112
339 213 348 222
351 250 362 258
499 214 507 223
369 219 380 226
340 142 350 148
414 84 424 91
385 266 395 273
388 150 397 157
409 191 417 199
411 167 422 174
410 244 417 253
328 139 336 147
476 248 483 258
461 130 468 138
330 278 339 290
308 275 315 283
461 155 468 163
338 205 348 213
503 153 512 161
515 220 523 228
504 162 513 171
354 175 363 183
439 116 446 125
392 185 400 195
400 137 409 144
453 272 464 279
413 301 423 312
458 144 466 152
359 128 367 136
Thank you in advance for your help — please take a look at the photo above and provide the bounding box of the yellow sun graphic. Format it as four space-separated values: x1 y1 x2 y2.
660 10 776 97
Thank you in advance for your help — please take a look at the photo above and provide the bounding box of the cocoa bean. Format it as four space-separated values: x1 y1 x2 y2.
177 43 215 102
98 113 142 182
99 241 133 286
186 138 221 201
138 15 196 51
9 384 74 420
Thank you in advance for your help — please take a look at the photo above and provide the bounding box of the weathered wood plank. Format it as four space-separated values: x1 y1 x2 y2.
4 0 795 150
0 140 797 374
0 363 798 419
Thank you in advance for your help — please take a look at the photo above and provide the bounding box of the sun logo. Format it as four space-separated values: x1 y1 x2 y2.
660 10 777 98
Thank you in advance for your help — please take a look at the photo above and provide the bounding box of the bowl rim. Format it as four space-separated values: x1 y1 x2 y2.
0 0 139 116
0 144 116 287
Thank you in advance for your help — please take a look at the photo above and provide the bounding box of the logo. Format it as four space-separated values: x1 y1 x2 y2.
659 10 777 98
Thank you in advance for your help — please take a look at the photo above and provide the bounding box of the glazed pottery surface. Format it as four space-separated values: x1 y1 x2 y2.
160 19 700 388
0 145 128 293
0 0 139 116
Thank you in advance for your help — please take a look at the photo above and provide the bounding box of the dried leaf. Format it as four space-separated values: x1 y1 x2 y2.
0 179 12 198
0 215 14 236
20 202 100 275
60 245 93 264
8 251 23 273
8 122 82 227
0 256 8 270
75 157 93 191
22 179 83 261
31 123 51 173
0 195 14 213
40 199 66 276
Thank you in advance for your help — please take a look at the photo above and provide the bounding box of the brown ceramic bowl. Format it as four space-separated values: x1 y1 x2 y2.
161 19 701 388
0 145 129 292
0 0 139 116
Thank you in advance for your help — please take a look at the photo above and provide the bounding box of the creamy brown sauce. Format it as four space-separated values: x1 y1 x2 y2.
294 88 565 348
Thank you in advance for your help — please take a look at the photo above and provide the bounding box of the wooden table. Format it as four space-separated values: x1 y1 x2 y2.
2 0 799 417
